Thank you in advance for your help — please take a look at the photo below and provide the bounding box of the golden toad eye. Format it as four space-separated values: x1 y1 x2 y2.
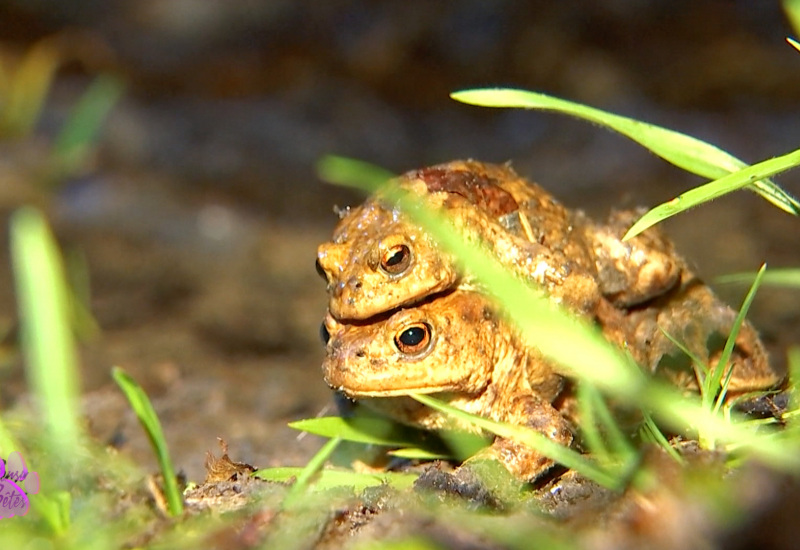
380 244 411 275
394 322 432 355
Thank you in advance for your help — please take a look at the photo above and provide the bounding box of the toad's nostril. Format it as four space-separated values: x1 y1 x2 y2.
355 349 366 358
345 277 362 291
319 322 330 345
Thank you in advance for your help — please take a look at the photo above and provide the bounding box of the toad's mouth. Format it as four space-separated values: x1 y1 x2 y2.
334 385 457 398
323 369 463 398
322 351 473 398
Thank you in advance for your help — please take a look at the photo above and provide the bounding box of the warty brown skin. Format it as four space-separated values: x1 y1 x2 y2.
317 160 686 322
322 286 781 481
322 289 572 481
318 160 783 481
317 160 603 320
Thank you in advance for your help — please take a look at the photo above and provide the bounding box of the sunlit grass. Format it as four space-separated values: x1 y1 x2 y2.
410 394 622 489
450 88 800 229
10 207 84 458
52 74 125 179
316 154 799 474
112 367 184 516
716 267 800 288
0 36 61 137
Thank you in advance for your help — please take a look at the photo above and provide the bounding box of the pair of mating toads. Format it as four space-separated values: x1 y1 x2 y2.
315 160 782 481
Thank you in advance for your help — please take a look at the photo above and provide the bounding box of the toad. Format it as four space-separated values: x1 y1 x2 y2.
316 160 682 321
321 289 572 481
322 283 779 481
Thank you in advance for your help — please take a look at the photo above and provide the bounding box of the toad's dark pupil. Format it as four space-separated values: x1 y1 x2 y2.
381 244 410 274
394 322 431 354
319 322 330 345
385 248 406 266
399 326 426 347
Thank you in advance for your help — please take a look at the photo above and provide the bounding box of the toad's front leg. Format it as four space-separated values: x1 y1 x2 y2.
465 393 574 481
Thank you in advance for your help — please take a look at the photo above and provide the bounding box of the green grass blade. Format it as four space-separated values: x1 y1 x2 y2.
282 436 341 507
579 383 637 462
575 383 610 462
0 39 60 137
354 536 444 550
659 328 709 384
784 0 800 38
623 151 800 239
410 394 619 489
30 491 72 535
388 448 451 460
0 420 73 534
787 347 800 431
53 74 125 178
715 268 800 288
317 155 395 188
256 466 417 492
290 416 489 460
709 264 766 416
111 366 183 516
640 412 684 464
437 428 493 461
451 88 800 217
289 416 425 447
10 207 84 458
320 156 800 472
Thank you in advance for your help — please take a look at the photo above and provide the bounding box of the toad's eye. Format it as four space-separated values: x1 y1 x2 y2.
380 244 411 275
394 322 432 355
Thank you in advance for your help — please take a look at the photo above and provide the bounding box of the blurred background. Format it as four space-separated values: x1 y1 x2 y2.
0 0 799 480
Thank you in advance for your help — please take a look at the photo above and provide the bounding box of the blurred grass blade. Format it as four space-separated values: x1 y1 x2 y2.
716 268 800 288
256 466 418 492
576 383 610 461
709 264 766 416
784 0 800 38
577 383 636 464
111 366 183 516
319 155 800 471
438 429 493 461
411 394 619 488
10 207 83 457
30 491 72 535
0 416 72 534
0 38 61 137
282 436 341 508
623 150 800 239
317 155 395 188
451 88 800 218
290 415 488 460
640 413 684 464
389 448 451 460
788 36 800 53
53 74 125 177
289 416 423 447
787 347 800 430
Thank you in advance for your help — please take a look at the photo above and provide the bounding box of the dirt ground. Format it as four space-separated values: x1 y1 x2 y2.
1 2 800 547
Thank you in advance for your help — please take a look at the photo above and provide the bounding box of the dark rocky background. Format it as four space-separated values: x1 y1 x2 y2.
0 0 798 484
